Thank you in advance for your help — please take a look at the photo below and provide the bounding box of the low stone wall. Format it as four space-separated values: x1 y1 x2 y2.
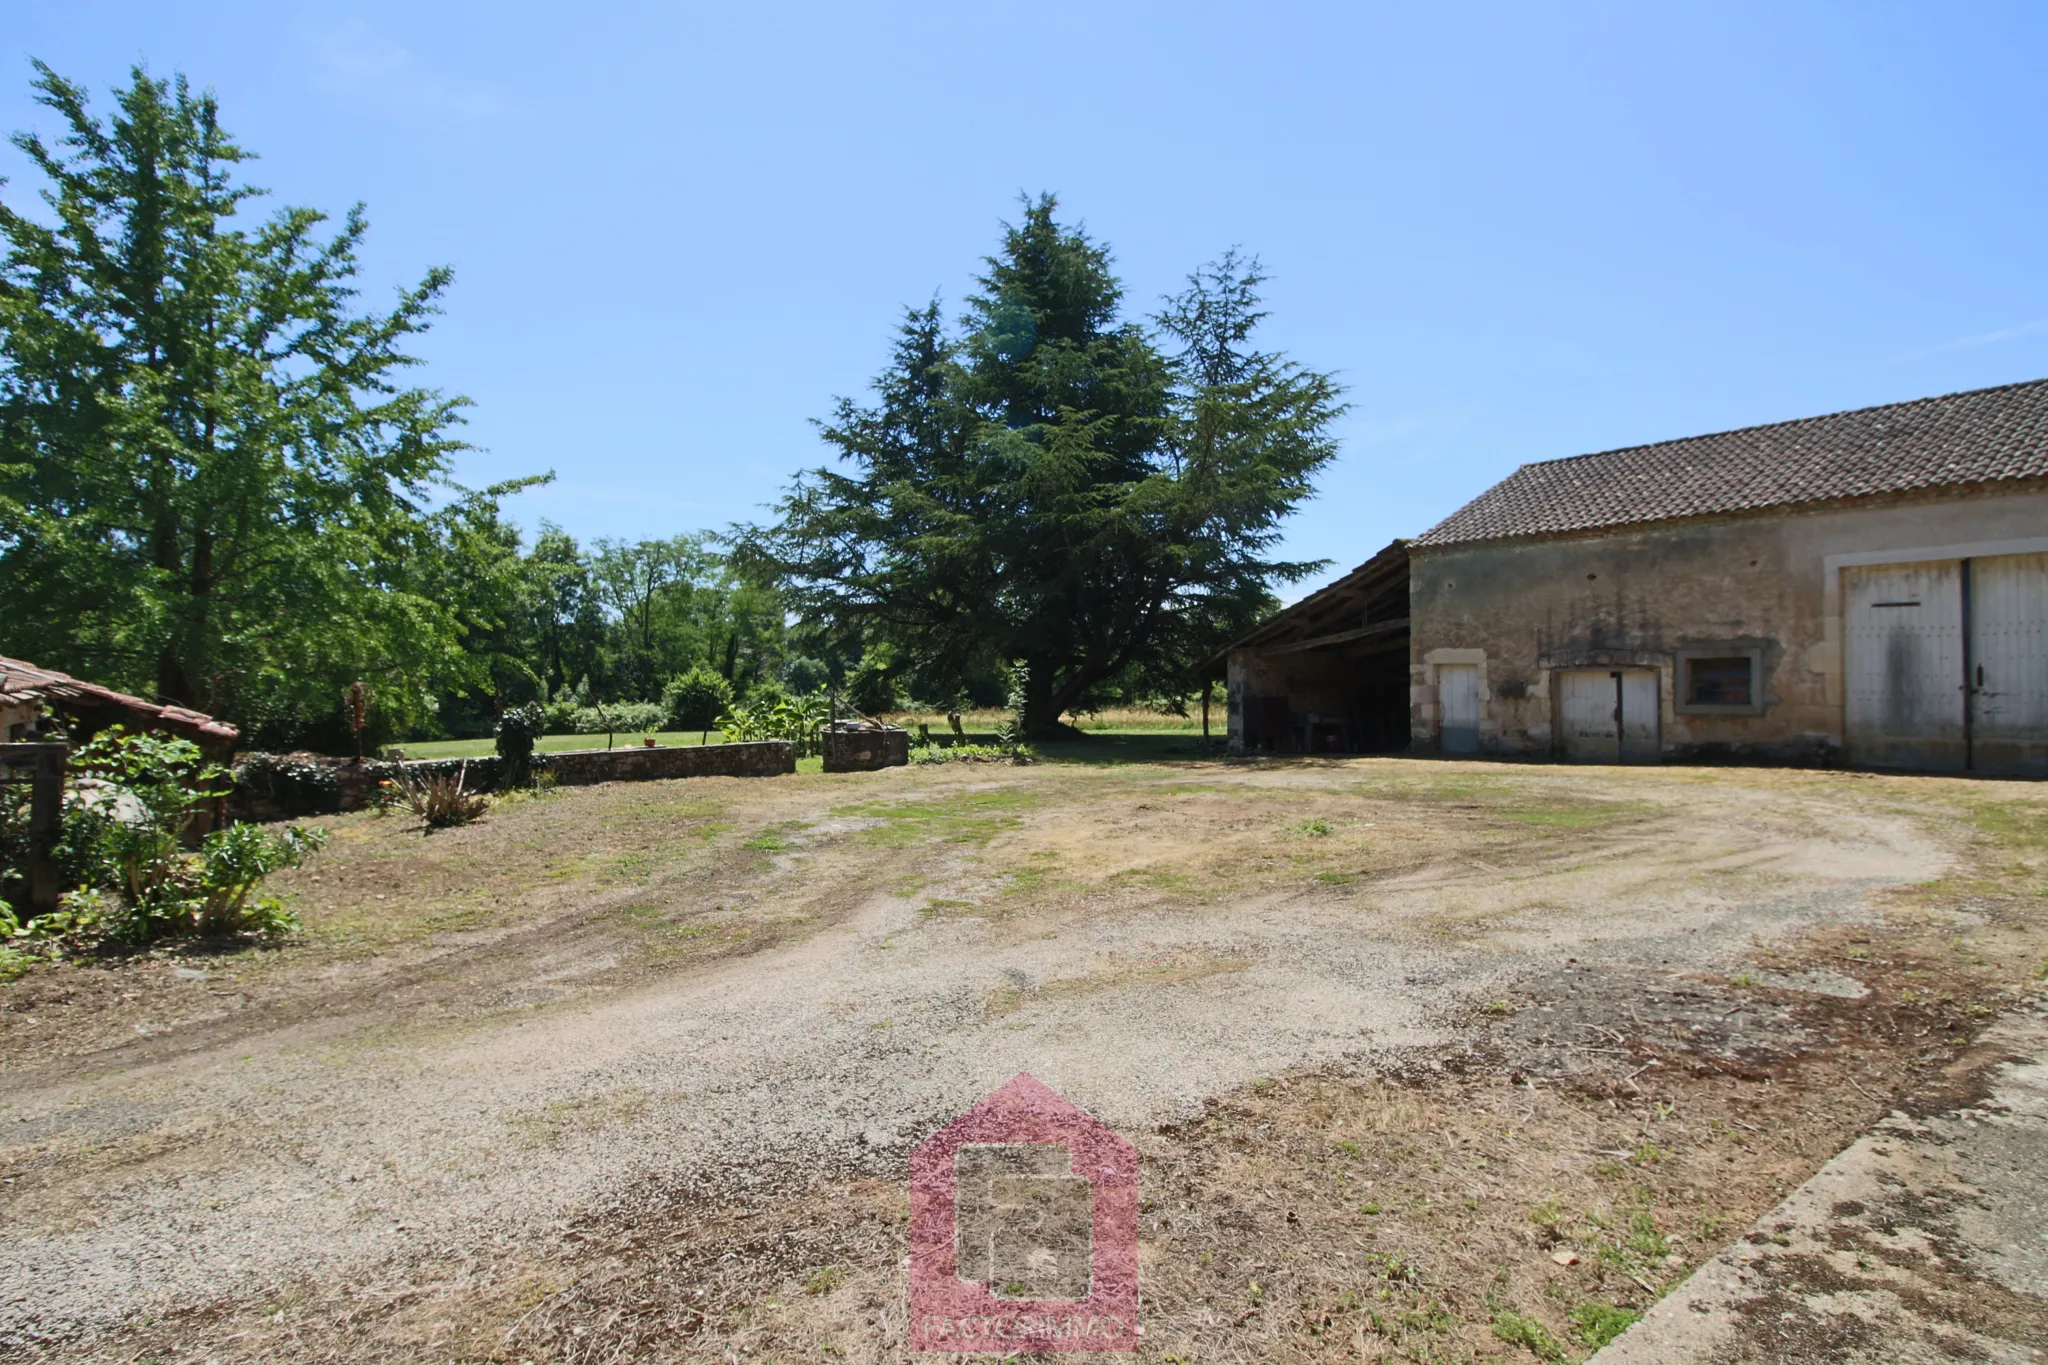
823 725 910 772
546 741 794 785
231 741 795 821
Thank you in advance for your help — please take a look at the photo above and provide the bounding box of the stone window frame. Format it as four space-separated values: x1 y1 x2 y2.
1674 647 1766 716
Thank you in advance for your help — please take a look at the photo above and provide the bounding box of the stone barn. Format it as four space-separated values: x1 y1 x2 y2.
1216 378 2048 774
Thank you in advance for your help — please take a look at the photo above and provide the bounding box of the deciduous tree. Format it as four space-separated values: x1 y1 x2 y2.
0 62 504 742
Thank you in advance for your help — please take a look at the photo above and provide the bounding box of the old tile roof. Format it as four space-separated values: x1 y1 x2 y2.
1412 378 2048 549
0 655 238 746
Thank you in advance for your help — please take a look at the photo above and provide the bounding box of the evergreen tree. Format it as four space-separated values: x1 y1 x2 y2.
737 196 1344 735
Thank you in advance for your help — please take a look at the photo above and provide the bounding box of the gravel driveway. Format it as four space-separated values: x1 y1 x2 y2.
0 759 1956 1351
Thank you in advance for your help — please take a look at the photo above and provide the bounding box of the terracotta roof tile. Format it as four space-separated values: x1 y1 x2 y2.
0 655 238 745
1411 378 2048 549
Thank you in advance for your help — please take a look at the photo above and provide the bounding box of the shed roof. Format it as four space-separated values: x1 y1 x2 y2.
0 655 238 747
1412 377 2048 550
1197 540 1410 678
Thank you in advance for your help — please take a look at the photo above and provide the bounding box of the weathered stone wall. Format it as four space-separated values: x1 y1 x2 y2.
232 741 795 821
546 741 795 785
1406 486 2048 762
823 726 909 772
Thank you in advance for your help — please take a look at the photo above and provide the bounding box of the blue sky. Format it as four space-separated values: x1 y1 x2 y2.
10 3 2048 595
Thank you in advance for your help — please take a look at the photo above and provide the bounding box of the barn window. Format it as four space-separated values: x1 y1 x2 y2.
1676 650 1765 715
1686 657 1751 705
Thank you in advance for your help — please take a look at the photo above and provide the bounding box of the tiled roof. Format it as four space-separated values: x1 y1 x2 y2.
1412 378 2048 549
0 655 238 745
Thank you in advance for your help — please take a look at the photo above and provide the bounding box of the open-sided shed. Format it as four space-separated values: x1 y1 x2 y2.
1198 541 1411 753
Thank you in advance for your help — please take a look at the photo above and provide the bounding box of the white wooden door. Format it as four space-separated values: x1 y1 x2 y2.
1559 669 1659 762
1844 561 1966 770
1970 551 2048 775
1617 669 1660 761
1438 664 1480 754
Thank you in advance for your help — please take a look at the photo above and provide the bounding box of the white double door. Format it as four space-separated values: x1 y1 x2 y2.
1845 552 2048 773
1557 668 1660 763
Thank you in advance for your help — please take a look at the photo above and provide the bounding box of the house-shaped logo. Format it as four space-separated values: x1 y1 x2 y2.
909 1073 1139 1353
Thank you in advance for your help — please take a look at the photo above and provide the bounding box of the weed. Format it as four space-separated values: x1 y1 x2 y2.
1298 817 1333 837
803 1266 847 1295
1491 1308 1567 1360
1528 1199 1566 1229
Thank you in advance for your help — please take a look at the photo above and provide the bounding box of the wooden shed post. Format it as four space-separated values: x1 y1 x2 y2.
2 742 68 916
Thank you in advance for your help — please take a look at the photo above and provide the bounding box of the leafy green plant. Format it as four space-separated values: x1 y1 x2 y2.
7 729 327 943
194 822 326 934
716 692 830 756
992 661 1029 754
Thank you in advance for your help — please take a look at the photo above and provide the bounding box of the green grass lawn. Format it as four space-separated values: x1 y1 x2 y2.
398 730 729 760
398 721 1221 768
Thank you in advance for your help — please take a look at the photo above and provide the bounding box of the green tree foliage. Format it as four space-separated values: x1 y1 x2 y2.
735 196 1343 735
662 666 733 732
0 63 530 744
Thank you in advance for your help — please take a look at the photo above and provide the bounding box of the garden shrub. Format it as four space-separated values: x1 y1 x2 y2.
5 727 327 946
907 743 1029 765
663 667 733 731
233 751 344 815
495 702 547 786
381 762 490 828
781 656 831 697
568 701 665 735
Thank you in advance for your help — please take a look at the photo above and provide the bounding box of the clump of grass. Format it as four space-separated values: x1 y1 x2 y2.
1297 817 1333 837
1570 1301 1642 1349
1491 1308 1567 1361
803 1266 846 1295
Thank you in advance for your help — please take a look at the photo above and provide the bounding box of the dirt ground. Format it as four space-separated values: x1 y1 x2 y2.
1 755 2044 1363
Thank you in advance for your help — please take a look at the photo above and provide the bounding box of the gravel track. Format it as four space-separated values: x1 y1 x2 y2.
0 762 1949 1350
